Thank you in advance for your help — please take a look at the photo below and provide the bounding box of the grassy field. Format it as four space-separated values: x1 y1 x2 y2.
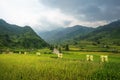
0 50 120 80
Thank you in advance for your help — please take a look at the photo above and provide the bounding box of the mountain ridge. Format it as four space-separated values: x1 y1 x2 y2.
39 25 94 44
81 20 120 45
0 19 48 49
39 20 120 46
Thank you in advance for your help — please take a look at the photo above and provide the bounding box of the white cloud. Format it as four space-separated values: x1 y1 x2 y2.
69 20 108 27
0 0 40 26
0 0 108 31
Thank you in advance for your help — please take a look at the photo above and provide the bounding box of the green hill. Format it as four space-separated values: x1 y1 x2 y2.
39 25 94 44
81 20 120 46
0 19 48 49
39 20 120 52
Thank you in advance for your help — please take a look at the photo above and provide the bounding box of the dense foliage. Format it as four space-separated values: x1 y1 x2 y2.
0 19 48 49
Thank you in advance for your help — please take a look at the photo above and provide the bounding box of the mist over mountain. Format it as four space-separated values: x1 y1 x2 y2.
39 25 94 44
0 19 48 49
39 20 120 46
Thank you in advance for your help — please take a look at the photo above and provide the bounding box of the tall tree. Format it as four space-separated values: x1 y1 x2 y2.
65 44 69 51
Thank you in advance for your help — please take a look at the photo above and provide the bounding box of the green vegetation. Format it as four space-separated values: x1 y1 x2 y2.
68 41 120 53
82 20 120 46
0 49 120 80
40 20 120 51
0 19 48 49
65 44 69 51
0 19 120 80
39 25 94 44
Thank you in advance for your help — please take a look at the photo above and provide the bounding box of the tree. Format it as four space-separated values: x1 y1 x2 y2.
59 47 62 53
65 44 69 51
49 45 54 51
3 34 12 46
55 45 58 49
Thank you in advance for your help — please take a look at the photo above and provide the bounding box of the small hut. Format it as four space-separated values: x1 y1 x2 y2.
53 48 60 54
53 48 63 58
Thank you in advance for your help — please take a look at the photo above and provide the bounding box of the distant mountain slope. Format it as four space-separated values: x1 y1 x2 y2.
39 27 64 42
39 25 94 44
0 19 48 49
81 20 120 45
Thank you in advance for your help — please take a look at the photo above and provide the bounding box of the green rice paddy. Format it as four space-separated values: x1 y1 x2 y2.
0 50 120 80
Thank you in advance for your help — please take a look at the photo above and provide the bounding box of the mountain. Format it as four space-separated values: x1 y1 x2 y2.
39 25 94 44
81 20 120 45
39 20 120 46
0 19 48 49
39 27 64 43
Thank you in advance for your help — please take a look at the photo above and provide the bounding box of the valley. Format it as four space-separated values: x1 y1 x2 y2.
0 19 120 80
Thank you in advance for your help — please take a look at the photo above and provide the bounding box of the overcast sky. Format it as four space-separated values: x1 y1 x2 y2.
0 0 120 31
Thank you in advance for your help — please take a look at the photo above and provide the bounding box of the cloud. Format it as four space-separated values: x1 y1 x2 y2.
41 0 120 21
0 0 120 31
0 0 41 26
0 0 84 31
